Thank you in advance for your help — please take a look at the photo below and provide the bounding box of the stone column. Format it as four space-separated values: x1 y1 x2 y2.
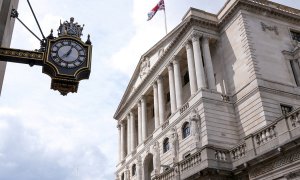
127 114 131 154
141 96 147 141
120 121 126 160
167 64 177 113
153 82 160 129
137 102 142 144
291 59 300 85
130 112 137 151
185 42 198 95
118 124 121 162
192 33 207 89
157 75 166 125
202 36 216 90
173 56 183 108
137 156 142 180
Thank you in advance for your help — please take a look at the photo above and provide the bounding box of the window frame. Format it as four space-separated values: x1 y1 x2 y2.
163 138 170 153
182 122 191 139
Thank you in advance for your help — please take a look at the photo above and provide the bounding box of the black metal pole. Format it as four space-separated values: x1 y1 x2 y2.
15 17 42 42
27 0 46 40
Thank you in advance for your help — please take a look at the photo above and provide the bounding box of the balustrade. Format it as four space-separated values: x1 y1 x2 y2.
255 125 277 146
215 150 227 161
180 150 201 173
230 143 246 160
152 168 175 180
289 112 300 128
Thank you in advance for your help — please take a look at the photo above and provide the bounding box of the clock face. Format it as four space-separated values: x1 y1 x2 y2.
50 39 86 68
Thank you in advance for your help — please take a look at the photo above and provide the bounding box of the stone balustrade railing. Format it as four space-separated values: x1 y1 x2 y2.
152 168 175 180
289 111 300 128
215 150 227 161
230 142 246 161
254 124 277 146
180 150 201 173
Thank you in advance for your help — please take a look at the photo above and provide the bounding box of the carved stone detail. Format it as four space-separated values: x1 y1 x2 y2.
152 141 161 175
261 22 279 35
139 56 150 79
170 127 179 163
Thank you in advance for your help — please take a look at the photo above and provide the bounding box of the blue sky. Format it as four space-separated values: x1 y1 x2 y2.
0 0 299 179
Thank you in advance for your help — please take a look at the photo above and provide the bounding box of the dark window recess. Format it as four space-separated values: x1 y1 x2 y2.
121 173 124 180
290 60 300 86
291 31 300 42
166 92 170 103
132 164 136 176
183 71 189 85
184 153 191 159
163 138 170 153
281 104 293 115
182 122 191 139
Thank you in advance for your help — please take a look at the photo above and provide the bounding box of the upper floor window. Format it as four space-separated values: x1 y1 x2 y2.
163 138 170 153
182 122 191 139
291 31 300 42
280 104 293 115
132 164 136 176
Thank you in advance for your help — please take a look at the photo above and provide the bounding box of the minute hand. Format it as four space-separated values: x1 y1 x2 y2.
61 46 74 58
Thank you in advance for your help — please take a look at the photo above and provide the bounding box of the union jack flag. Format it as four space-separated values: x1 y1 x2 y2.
147 0 165 21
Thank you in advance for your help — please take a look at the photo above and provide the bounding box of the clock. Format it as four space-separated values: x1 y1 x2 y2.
50 39 86 68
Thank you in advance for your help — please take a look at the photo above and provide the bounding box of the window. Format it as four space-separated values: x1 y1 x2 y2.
182 122 191 139
281 104 293 115
183 153 191 159
183 71 189 85
290 60 300 86
163 138 170 153
132 164 136 176
291 31 300 42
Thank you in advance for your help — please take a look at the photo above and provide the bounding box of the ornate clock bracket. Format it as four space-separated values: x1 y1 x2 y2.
0 1 92 96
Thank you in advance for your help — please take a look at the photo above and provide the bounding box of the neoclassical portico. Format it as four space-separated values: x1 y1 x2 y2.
118 31 216 161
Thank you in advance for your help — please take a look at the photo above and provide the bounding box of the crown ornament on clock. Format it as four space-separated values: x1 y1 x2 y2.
57 17 84 38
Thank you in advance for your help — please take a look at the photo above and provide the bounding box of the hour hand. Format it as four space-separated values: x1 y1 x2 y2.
61 46 74 58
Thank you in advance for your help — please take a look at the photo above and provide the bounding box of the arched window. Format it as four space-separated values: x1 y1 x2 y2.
182 122 190 139
163 138 170 153
132 164 136 176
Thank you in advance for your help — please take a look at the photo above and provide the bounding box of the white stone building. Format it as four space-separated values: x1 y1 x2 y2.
114 0 300 179
0 0 19 94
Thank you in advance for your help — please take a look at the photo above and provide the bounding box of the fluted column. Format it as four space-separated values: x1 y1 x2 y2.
291 59 300 85
202 36 216 90
153 83 160 129
167 64 177 113
130 112 137 151
192 33 207 89
127 114 131 154
137 102 142 144
118 124 121 162
157 76 166 125
185 42 198 95
173 56 183 108
120 121 125 160
141 96 147 141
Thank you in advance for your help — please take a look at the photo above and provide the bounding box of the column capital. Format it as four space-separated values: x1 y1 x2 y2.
129 111 134 117
167 63 173 71
157 75 164 83
141 95 146 102
152 81 157 88
172 55 181 64
185 41 193 50
191 32 202 42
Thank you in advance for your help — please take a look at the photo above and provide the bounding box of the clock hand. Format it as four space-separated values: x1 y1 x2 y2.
61 45 74 58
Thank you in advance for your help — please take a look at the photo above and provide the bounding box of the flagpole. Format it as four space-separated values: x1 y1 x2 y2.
163 8 168 35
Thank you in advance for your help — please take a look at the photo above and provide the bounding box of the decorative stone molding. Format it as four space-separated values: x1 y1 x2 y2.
152 141 161 175
158 48 165 57
261 22 279 35
170 127 179 163
139 56 150 79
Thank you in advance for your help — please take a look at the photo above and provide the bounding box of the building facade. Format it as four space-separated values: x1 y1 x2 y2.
114 0 300 179
0 0 19 94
